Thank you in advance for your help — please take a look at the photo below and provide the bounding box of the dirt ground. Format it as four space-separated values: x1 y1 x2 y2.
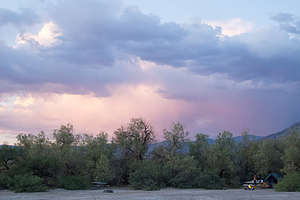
1 188 300 200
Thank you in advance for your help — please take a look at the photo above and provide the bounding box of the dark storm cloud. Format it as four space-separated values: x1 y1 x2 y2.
46 1 300 83
49 1 300 83
47 1 186 67
0 39 143 96
0 1 300 97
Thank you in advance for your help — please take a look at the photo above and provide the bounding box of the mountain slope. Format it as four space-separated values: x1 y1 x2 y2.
263 121 300 139
233 135 263 142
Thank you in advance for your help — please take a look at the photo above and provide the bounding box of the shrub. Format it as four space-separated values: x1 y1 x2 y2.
58 176 90 190
129 160 170 190
167 156 204 189
196 173 226 189
275 173 300 192
9 174 47 192
169 168 200 188
170 170 226 189
0 173 11 189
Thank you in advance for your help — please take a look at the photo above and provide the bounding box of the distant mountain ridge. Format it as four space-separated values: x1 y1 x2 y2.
233 135 263 142
146 121 300 154
203 121 300 142
263 121 300 139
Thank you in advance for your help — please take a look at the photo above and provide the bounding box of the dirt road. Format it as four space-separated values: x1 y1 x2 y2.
1 188 300 200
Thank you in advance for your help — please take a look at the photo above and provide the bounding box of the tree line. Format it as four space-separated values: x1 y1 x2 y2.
0 118 300 192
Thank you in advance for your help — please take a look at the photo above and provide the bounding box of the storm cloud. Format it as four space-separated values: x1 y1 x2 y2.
0 1 299 94
0 0 299 141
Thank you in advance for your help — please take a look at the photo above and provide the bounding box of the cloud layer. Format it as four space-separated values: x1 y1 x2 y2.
0 0 300 143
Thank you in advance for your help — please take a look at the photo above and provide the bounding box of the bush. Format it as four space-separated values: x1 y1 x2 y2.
58 176 90 190
129 160 170 190
0 173 11 189
275 173 300 192
197 173 226 189
167 156 211 189
170 170 226 189
169 168 200 188
9 174 47 192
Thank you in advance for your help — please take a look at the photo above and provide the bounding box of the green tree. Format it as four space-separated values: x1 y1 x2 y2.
114 118 155 161
52 124 86 177
150 145 169 163
129 160 169 190
189 133 210 171
167 155 199 188
113 118 155 184
84 132 114 182
15 132 61 185
253 139 284 177
209 131 239 186
282 129 300 173
0 145 19 171
236 131 258 181
53 124 75 152
275 172 300 192
163 122 189 157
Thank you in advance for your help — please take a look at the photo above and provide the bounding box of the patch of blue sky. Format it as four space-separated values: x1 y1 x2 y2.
0 96 17 110
123 0 300 24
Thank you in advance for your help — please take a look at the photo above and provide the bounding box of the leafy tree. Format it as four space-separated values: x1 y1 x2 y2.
209 131 239 186
114 118 155 161
129 160 169 190
282 130 300 173
236 132 258 181
189 133 210 171
0 172 11 189
52 124 88 178
275 172 300 192
150 145 169 163
113 118 155 184
163 122 189 157
53 124 76 152
253 139 284 177
0 145 19 171
167 155 199 188
84 132 114 182
15 132 61 185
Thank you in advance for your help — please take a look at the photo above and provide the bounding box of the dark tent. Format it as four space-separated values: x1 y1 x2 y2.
264 173 280 187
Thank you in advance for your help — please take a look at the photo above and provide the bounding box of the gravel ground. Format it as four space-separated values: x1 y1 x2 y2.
1 188 300 200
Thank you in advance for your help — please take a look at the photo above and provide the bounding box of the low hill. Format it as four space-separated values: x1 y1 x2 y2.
263 121 300 139
233 135 263 142
146 121 300 154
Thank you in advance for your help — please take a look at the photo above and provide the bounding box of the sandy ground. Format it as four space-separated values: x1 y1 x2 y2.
1 188 300 200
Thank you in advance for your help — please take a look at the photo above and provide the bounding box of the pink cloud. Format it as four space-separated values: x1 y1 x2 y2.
0 84 193 143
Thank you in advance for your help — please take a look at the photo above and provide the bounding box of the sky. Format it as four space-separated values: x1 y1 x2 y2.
0 0 300 144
